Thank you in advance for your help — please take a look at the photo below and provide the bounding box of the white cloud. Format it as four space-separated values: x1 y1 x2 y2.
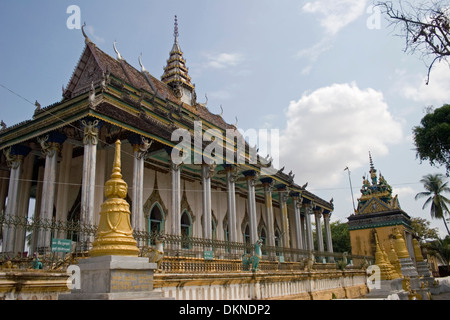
85 25 105 44
395 61 450 105
296 37 333 74
392 186 416 199
302 0 367 35
204 52 244 69
279 82 404 188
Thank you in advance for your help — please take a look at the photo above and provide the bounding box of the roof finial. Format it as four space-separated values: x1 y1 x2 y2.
138 53 147 72
369 151 374 170
113 40 123 60
174 15 179 43
81 22 91 44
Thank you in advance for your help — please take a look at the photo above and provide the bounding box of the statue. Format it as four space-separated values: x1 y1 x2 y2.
242 239 263 272
361 176 371 195
32 253 43 270
141 234 166 272
336 252 348 270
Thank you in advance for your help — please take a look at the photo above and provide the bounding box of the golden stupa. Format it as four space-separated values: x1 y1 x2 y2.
90 140 140 257
393 228 410 259
374 232 395 280
388 240 402 278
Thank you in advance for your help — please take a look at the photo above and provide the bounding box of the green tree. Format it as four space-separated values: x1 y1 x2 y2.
330 220 351 253
426 236 450 274
413 104 450 175
415 173 450 235
313 220 351 253
410 217 440 241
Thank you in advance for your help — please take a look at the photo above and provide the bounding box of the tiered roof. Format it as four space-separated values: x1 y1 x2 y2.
160 15 195 92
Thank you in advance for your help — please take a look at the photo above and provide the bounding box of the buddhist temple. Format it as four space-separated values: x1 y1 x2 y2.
0 17 335 264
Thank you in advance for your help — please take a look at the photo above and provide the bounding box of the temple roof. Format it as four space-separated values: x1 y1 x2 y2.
0 22 334 212
355 153 401 215
160 16 195 92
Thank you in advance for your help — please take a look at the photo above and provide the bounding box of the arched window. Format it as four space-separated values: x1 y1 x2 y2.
260 227 267 255
148 203 164 245
243 224 251 253
181 211 191 249
275 229 281 256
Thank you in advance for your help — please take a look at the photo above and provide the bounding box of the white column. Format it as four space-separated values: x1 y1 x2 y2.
278 188 290 248
323 211 334 262
314 208 325 261
262 179 275 248
2 150 24 253
300 213 306 250
171 162 181 236
202 164 213 240
131 138 151 234
244 171 258 244
37 135 61 252
225 165 237 243
55 141 73 239
15 153 34 253
80 120 99 250
303 203 314 251
292 195 303 251
0 169 9 215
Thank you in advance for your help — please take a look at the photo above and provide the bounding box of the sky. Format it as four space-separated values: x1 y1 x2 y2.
0 0 449 237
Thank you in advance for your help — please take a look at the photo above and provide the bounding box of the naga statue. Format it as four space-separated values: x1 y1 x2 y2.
242 239 264 272
141 234 166 272
32 253 43 270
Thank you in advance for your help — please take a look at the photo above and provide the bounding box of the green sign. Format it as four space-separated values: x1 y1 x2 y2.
278 255 285 263
51 238 72 252
204 251 214 260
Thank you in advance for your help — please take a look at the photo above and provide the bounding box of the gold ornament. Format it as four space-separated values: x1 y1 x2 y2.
90 140 140 257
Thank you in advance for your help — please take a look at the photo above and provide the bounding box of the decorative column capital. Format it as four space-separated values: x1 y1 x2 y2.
4 145 30 168
81 118 101 145
129 135 152 160
38 135 62 158
314 207 324 217
225 164 238 182
261 177 275 191
322 211 332 221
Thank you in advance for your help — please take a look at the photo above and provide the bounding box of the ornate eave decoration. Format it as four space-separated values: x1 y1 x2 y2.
143 171 168 220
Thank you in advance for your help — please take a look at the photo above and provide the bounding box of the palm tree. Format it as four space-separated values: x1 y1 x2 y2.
426 236 450 275
415 174 450 236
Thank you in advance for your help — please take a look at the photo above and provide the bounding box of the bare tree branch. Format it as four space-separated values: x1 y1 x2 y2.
376 0 450 84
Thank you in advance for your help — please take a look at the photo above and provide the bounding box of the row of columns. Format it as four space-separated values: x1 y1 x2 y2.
1 123 333 258
168 162 334 258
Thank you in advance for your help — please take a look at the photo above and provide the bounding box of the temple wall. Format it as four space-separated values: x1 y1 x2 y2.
350 225 410 258
154 270 368 300
0 271 70 300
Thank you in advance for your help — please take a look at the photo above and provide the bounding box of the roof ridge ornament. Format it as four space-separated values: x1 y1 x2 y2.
81 22 91 44
138 53 147 72
113 40 123 60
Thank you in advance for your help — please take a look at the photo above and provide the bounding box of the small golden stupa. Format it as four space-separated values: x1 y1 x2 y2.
90 140 140 257
393 228 410 259
388 240 402 278
413 238 425 262
374 232 395 280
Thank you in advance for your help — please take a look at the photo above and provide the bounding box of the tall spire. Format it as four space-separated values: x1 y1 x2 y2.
161 15 195 104
174 15 179 43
